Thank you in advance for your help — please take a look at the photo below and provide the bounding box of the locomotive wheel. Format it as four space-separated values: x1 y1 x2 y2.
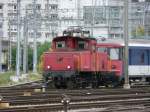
46 82 55 89
81 82 86 89
92 82 99 88
67 81 75 89
112 81 120 87
55 84 61 89
112 76 121 87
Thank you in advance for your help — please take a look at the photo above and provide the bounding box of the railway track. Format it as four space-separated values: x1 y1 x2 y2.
0 89 150 111
4 93 150 106
1 85 150 94
0 80 43 89
0 79 150 94
0 95 150 112
0 82 150 111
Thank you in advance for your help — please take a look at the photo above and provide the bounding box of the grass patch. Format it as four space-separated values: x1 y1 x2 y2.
0 71 15 86
27 72 42 81
0 71 42 86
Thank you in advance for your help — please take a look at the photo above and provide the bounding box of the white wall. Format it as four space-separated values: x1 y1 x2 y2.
0 0 113 42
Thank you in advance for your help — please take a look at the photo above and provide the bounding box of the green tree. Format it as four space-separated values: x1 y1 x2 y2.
11 46 16 70
131 25 145 38
11 46 33 70
37 42 51 72
11 42 51 72
28 46 33 70
37 42 51 63
137 26 144 36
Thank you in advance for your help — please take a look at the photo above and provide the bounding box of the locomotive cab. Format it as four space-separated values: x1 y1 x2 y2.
97 43 123 75
52 35 96 52
51 27 96 52
96 43 123 86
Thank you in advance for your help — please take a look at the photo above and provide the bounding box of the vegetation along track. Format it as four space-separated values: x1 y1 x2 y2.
0 80 43 90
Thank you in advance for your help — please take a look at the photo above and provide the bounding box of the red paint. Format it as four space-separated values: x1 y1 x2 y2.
42 35 123 78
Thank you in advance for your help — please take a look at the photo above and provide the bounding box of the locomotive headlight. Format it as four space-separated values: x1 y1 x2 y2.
111 65 116 69
47 65 51 69
67 65 71 69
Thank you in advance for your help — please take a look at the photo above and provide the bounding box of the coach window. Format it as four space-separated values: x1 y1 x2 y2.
140 52 145 64
56 41 65 48
109 48 119 60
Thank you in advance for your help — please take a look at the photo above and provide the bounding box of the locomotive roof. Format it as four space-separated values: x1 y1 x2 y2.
53 36 96 41
96 43 123 48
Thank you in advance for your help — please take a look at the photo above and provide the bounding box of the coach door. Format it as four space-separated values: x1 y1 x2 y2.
109 47 123 76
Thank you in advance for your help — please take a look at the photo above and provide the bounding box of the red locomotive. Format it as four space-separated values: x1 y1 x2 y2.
42 28 123 88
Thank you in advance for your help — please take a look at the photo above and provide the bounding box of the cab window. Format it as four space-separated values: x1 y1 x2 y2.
56 41 65 48
98 47 107 52
78 41 85 49
109 48 119 60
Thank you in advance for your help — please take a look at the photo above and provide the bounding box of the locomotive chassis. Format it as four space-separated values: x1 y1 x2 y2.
44 70 121 89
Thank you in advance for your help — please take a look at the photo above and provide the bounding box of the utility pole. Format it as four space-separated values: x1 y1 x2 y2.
46 0 51 33
46 0 49 16
91 0 96 37
46 0 54 39
16 0 21 77
141 0 148 36
0 38 2 72
91 0 94 37
145 2 150 37
23 10 28 74
8 20 12 71
33 0 37 73
143 3 145 36
77 0 80 26
123 0 130 89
